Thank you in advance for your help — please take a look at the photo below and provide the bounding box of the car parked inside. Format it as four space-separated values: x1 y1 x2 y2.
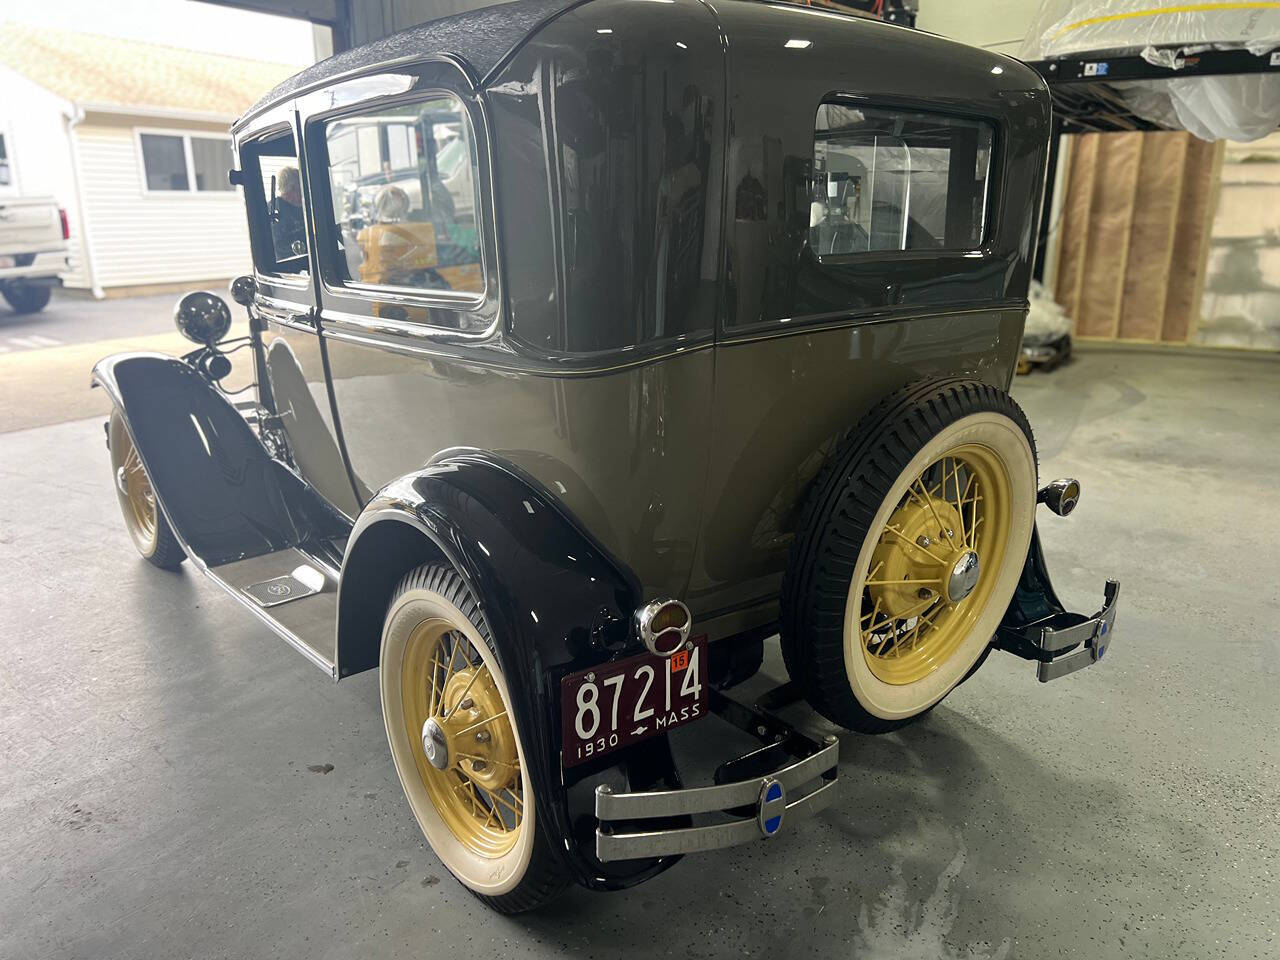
94 0 1118 913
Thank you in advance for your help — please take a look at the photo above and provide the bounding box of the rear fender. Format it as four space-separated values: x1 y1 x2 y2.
92 352 346 566
337 452 683 890
999 525 1067 631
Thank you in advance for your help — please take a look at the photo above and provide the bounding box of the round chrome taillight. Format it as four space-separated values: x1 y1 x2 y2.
635 598 691 658
1039 477 1082 517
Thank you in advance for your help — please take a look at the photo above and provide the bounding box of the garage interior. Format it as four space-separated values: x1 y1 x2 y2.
1 2 1277 958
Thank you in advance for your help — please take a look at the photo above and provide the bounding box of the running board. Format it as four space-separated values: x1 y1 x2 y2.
205 547 339 677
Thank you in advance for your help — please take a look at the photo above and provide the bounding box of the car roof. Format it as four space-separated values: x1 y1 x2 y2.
238 0 580 126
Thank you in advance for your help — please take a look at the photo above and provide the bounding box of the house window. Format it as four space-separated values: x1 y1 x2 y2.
190 137 233 191
810 104 994 257
138 131 234 193
0 132 13 187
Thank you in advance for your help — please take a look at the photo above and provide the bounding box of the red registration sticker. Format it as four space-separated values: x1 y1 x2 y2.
560 635 707 768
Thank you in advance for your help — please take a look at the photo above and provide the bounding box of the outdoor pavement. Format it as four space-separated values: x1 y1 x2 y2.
0 287 238 349
0 290 249 433
0 302 1276 959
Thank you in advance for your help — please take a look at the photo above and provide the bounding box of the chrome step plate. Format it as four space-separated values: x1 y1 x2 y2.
242 565 325 608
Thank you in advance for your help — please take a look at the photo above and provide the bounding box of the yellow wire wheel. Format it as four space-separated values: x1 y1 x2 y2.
860 442 1012 685
781 381 1037 732
380 563 569 911
108 409 185 570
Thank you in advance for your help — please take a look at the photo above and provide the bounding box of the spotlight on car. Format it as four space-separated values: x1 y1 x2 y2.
174 290 232 347
228 275 257 306
1039 478 1081 517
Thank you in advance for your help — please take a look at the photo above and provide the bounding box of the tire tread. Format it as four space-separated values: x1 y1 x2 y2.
387 563 573 914
780 379 1036 733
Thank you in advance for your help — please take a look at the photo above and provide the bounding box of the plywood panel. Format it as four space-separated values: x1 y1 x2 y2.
1076 132 1143 338
1118 133 1189 340
1163 138 1222 342
1054 133 1098 322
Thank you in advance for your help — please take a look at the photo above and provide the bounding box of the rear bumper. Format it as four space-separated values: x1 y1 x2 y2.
0 249 68 283
595 733 839 862
996 481 1120 682
1001 580 1119 681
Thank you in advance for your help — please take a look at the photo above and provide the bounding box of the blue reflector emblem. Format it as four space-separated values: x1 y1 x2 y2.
758 778 786 837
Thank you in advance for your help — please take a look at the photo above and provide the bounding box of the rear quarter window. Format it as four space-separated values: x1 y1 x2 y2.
810 104 994 258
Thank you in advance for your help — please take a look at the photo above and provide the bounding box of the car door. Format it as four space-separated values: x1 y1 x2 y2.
293 63 501 509
235 105 363 520
293 44 720 604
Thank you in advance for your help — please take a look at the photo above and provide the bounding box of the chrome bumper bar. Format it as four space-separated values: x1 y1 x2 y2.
595 738 839 862
1032 579 1119 681
999 579 1120 682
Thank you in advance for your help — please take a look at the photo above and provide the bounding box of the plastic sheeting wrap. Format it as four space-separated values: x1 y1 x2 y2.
1023 281 1073 345
1022 1 1280 141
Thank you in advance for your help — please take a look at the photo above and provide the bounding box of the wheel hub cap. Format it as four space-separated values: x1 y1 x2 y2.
421 717 449 770
946 550 981 603
401 625 526 859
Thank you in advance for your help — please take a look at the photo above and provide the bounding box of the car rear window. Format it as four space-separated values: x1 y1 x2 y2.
810 104 994 258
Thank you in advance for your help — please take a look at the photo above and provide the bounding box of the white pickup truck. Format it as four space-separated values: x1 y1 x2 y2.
0 195 69 314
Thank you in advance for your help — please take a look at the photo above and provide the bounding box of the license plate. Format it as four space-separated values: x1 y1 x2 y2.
560 635 707 768
0 256 14 269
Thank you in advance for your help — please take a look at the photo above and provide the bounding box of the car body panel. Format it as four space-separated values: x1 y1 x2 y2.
688 306 1025 616
0 195 64 255
336 453 685 888
91 353 347 568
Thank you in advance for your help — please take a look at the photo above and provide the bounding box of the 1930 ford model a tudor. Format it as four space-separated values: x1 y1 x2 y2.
93 0 1119 912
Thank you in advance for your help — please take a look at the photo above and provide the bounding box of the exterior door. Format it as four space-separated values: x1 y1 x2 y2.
235 106 362 520
294 65 499 513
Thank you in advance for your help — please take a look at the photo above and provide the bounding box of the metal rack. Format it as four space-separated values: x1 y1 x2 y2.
1029 44 1280 279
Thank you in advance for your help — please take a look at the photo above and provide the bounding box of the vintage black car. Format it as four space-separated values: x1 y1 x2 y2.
94 0 1119 913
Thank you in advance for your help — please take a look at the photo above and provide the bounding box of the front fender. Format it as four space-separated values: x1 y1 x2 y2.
92 352 346 566
337 453 683 890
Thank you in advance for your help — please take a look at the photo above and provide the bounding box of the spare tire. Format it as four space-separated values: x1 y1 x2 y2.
780 379 1037 733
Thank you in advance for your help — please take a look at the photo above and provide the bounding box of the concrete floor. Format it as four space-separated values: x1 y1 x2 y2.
1 347 1277 959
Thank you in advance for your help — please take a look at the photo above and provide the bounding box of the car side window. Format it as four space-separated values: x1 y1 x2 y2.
244 129 310 277
810 104 994 258
322 93 484 308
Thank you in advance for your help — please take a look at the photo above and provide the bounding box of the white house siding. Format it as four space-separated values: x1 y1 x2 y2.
0 66 85 286
73 114 251 290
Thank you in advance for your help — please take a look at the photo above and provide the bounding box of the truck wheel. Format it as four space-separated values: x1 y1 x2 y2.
108 409 186 570
2 283 52 314
781 380 1037 733
380 563 572 913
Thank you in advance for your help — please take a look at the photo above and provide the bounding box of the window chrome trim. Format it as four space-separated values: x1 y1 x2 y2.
334 278 485 309
810 99 999 260
237 117 316 287
297 62 500 339
318 307 493 345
